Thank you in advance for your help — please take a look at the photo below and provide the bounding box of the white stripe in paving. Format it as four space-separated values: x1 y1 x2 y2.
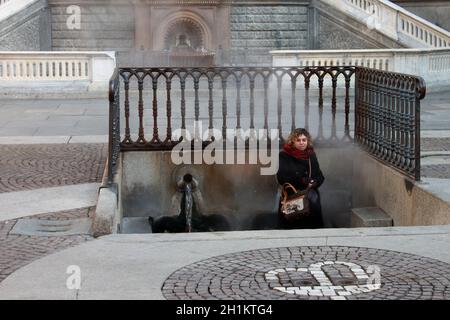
422 130 450 138
0 135 108 144
0 183 100 222
68 135 108 144
0 136 70 144
421 155 450 166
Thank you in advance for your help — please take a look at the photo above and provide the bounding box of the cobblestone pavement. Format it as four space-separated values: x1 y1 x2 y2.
422 138 450 179
0 143 105 284
422 138 450 152
421 164 450 179
0 207 94 283
162 246 450 300
0 144 107 193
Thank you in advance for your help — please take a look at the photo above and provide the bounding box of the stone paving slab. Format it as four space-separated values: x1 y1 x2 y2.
0 207 94 284
10 217 92 237
0 183 100 222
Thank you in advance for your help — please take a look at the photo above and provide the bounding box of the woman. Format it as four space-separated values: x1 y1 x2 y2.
276 128 325 229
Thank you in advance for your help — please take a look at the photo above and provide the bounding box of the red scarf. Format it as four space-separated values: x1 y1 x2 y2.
283 143 315 160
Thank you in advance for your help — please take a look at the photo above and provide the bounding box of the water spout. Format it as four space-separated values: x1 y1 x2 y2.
150 172 231 233
178 174 194 232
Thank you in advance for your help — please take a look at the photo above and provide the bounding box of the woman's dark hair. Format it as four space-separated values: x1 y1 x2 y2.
286 128 313 148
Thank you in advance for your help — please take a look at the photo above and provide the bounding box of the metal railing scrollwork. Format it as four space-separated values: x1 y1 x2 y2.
355 67 426 180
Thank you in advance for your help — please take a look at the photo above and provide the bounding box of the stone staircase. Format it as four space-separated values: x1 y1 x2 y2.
1 0 449 56
0 0 50 50
319 0 450 49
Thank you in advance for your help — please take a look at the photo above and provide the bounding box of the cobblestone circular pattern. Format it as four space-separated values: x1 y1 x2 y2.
162 246 450 300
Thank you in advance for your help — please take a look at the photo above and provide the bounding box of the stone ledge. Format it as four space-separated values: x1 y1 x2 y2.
351 207 393 228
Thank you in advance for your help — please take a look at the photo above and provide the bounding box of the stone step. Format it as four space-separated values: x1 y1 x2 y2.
350 207 393 228
121 217 152 234
10 218 92 236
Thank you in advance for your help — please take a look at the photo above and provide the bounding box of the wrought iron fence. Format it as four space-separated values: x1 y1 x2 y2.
355 67 426 181
108 68 121 184
107 66 426 184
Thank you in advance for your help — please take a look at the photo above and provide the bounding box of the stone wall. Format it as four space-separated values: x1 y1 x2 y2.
0 0 51 50
352 149 450 226
119 146 355 229
49 3 134 51
230 4 309 65
311 0 404 50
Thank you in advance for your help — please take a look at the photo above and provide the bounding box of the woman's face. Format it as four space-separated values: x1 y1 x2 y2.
293 134 308 151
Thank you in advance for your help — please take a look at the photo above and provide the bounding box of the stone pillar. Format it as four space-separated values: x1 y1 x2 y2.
215 5 231 51
134 3 151 50
308 4 318 50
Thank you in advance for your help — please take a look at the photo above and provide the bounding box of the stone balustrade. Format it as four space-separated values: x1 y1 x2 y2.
0 51 116 97
271 48 450 91
321 0 450 48
0 0 37 22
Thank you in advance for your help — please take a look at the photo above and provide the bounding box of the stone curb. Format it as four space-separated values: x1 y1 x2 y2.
92 186 119 238
92 159 120 238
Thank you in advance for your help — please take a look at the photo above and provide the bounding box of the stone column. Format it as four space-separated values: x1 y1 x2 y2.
134 3 151 50
216 5 231 50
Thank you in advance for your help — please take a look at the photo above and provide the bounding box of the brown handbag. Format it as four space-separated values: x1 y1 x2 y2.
280 159 311 220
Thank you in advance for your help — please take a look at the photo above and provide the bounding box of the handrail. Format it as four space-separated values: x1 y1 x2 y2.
354 67 425 180
106 66 425 181
107 68 120 185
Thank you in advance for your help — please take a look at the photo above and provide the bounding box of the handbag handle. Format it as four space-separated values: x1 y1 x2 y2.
282 158 313 201
282 183 298 200
308 158 312 180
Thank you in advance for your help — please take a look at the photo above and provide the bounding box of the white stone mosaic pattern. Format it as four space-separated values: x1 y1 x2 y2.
265 261 381 299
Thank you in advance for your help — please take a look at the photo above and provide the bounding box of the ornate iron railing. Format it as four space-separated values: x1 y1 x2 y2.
355 67 426 181
107 68 121 184
106 66 426 183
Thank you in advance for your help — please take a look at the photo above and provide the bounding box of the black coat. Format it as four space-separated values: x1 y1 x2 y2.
276 150 325 194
